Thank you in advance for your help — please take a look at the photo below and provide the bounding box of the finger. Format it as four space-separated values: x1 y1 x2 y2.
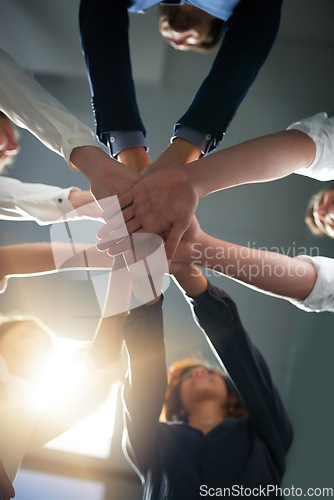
119 190 134 210
164 221 188 262
97 217 143 251
120 204 136 223
106 235 134 256
97 213 127 240
96 230 126 251
109 232 161 261
95 195 121 214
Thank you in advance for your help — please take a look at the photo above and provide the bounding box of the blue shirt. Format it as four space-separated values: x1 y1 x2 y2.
128 0 240 22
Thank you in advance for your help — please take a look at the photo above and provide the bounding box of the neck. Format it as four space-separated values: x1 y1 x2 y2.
187 401 226 434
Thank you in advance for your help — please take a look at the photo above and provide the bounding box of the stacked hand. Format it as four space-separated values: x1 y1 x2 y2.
70 140 202 263
97 166 199 261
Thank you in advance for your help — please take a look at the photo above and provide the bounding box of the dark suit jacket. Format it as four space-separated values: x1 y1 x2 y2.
79 0 282 151
122 282 293 499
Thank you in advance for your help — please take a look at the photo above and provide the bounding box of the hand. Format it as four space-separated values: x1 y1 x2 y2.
141 137 201 176
117 146 151 174
68 189 103 219
97 166 199 261
69 146 140 207
170 216 202 272
123 233 168 305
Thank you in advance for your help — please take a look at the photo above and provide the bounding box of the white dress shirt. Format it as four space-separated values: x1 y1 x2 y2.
289 112 334 181
0 177 76 224
0 48 98 166
290 255 334 313
0 352 120 484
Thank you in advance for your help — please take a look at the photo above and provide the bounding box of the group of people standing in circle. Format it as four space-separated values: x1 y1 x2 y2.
0 0 333 499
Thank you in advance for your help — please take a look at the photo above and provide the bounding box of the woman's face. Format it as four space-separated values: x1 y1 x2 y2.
313 188 334 237
179 365 229 412
0 321 53 382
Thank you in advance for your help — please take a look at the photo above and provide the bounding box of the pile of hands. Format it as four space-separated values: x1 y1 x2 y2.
74 142 203 267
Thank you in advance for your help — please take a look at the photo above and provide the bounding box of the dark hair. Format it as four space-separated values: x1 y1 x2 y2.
158 5 224 54
192 18 224 53
305 186 334 238
160 358 247 422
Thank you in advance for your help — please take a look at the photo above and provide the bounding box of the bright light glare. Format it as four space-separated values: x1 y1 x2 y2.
32 337 119 459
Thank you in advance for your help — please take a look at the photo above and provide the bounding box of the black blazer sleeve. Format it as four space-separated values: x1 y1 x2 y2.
175 0 282 150
122 298 168 477
79 0 146 145
187 281 293 472
80 0 281 150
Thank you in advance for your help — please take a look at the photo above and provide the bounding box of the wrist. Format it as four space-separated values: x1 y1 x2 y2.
169 137 201 164
117 146 151 173
174 266 208 297
69 146 117 179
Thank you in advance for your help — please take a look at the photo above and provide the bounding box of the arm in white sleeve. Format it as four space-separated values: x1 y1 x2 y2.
0 176 76 224
289 255 334 313
0 49 99 166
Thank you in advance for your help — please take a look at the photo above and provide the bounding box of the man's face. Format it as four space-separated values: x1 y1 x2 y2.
0 116 20 162
158 4 215 51
313 188 334 237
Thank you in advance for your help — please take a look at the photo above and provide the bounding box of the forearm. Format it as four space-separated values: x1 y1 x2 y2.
177 0 282 149
0 49 98 164
189 283 293 458
69 145 141 202
79 0 145 143
151 138 201 172
90 314 125 369
117 146 151 174
172 264 208 298
182 130 316 198
0 242 114 281
123 298 167 472
0 243 56 281
193 233 317 301
0 177 76 224
89 259 132 368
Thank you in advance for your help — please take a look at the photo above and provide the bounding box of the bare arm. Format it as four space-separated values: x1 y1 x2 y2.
185 129 316 198
108 129 315 260
117 146 151 174
172 218 317 302
0 242 114 283
171 262 208 298
143 137 201 176
69 145 141 206
194 232 317 301
89 256 131 368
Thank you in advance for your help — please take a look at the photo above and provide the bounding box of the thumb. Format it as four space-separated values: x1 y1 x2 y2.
164 221 187 262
